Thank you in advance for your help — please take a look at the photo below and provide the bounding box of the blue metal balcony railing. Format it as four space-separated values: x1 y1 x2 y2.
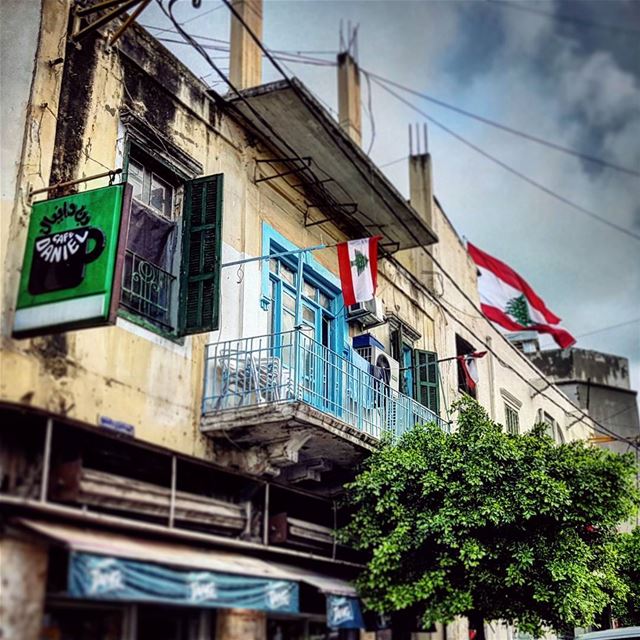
203 329 449 440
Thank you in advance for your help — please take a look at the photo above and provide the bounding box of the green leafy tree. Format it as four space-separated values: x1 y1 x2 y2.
612 526 640 625
341 397 639 638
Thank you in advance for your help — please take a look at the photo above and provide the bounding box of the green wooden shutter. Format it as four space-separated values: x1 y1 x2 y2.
414 350 440 415
179 173 223 335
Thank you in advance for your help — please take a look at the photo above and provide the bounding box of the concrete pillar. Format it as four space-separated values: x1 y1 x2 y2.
0 535 49 640
337 52 362 146
407 153 436 291
215 608 267 640
229 0 263 90
409 154 434 228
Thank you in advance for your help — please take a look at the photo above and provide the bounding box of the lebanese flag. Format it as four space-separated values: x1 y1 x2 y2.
467 242 575 349
337 237 381 306
458 351 487 392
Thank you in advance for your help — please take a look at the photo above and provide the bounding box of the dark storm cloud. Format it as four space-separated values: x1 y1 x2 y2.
443 2 507 83
551 0 640 77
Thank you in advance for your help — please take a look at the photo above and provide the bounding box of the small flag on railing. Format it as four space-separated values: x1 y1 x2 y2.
337 237 381 306
457 351 487 392
467 242 575 349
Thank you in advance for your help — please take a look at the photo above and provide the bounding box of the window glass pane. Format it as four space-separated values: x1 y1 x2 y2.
303 281 317 300
280 262 295 286
267 279 276 335
318 291 331 309
505 404 519 434
282 310 295 333
269 258 279 274
303 305 315 324
283 290 296 312
128 159 144 200
150 174 172 217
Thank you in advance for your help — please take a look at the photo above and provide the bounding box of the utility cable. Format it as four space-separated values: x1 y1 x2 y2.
365 71 640 178
372 78 640 243
214 0 639 449
166 0 639 450
152 22 639 178
574 317 640 339
487 0 640 36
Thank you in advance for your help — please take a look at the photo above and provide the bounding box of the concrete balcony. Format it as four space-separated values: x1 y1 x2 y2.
201 330 447 487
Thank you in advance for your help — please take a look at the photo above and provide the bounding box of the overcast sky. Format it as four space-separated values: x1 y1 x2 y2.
142 0 639 403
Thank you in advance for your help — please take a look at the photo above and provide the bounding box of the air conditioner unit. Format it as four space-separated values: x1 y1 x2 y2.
268 512 334 549
347 297 385 326
355 344 400 394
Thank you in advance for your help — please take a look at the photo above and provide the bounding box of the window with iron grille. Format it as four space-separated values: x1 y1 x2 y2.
121 153 179 331
120 147 223 337
505 403 520 435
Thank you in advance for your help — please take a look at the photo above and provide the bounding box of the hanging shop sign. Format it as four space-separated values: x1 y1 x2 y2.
326 594 365 629
69 552 300 614
13 183 132 338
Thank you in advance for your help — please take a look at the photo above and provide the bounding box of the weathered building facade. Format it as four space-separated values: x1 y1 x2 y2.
0 1 597 639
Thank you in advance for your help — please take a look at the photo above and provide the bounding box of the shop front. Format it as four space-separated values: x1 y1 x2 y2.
17 519 364 640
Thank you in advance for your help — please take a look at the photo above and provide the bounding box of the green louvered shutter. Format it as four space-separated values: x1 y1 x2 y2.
178 174 223 335
414 350 440 415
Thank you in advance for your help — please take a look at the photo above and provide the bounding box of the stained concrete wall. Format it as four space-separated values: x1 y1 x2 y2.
529 348 633 390
0 0 596 472
0 536 49 640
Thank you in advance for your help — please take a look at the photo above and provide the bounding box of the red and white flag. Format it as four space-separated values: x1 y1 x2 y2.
337 237 381 306
467 242 575 349
458 351 487 392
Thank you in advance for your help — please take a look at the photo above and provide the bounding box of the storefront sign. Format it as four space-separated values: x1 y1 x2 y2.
69 552 300 614
13 184 131 338
327 594 364 629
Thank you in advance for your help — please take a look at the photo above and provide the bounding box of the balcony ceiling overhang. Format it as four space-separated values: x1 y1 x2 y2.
226 79 438 252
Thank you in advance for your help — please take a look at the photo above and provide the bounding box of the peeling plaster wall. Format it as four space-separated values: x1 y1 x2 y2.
1 0 597 468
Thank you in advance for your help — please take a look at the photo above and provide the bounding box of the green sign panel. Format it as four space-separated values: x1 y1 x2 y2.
13 184 131 338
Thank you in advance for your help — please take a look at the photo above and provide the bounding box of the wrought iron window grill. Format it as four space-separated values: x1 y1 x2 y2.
121 250 176 329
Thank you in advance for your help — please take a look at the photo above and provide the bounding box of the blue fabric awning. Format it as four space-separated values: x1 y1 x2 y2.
69 551 299 613
19 518 363 625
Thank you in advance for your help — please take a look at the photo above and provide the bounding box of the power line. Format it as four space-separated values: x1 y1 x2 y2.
214 0 639 450
364 71 639 178
151 23 640 179
214 0 640 449
575 317 640 339
159 0 638 450
378 155 408 169
567 403 638 433
139 3 224 34
487 0 640 36
372 78 640 243
156 36 336 67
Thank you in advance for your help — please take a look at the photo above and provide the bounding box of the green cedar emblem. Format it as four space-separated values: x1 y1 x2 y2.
505 294 533 326
351 250 369 276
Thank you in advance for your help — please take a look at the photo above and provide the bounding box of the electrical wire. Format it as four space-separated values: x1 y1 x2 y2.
574 317 640 339
372 78 640 243
365 71 640 178
158 0 639 450
149 23 639 179
487 0 640 36
139 2 224 34
207 0 640 449
378 155 408 169
216 0 640 449
362 69 376 156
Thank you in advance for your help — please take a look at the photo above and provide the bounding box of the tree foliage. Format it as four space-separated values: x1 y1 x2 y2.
341 397 639 637
612 526 640 626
